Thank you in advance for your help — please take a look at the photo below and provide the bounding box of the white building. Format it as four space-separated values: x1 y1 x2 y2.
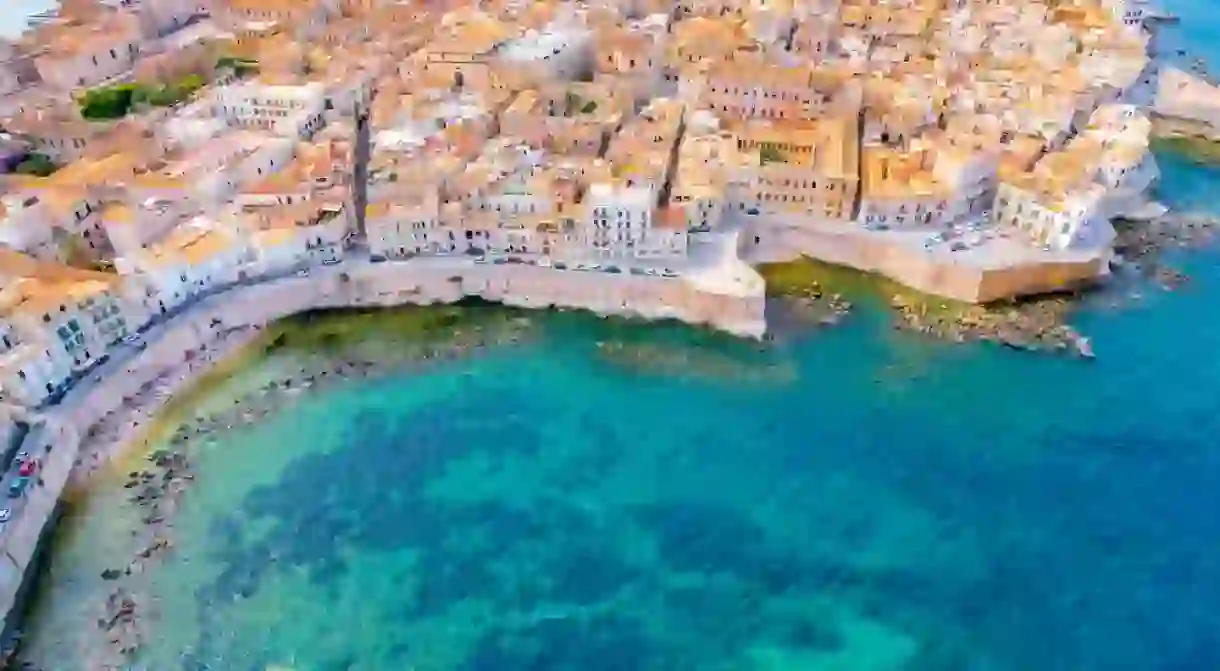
366 192 444 259
993 180 1110 251
584 183 686 260
0 262 141 407
34 14 143 91
0 194 57 260
210 82 328 138
499 24 593 83
117 224 254 315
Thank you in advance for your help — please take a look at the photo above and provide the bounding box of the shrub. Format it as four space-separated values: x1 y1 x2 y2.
14 153 57 176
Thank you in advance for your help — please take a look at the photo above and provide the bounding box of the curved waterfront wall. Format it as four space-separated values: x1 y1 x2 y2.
741 217 1108 303
0 259 766 637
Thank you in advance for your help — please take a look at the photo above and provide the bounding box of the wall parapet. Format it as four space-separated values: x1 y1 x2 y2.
0 257 765 638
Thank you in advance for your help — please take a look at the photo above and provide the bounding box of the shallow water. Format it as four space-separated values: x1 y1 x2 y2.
19 146 1220 669
19 10 1220 665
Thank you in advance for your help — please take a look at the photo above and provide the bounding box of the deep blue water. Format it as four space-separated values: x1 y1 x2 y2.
21 146 1220 670
19 6 1220 667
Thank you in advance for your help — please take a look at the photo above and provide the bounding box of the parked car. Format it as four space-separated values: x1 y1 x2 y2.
296 269 310 278
474 256 487 264
553 261 567 270
322 258 340 266
8 477 29 499
660 269 679 278
0 507 11 523
493 257 508 265
370 255 387 263
630 267 648 276
604 266 622 274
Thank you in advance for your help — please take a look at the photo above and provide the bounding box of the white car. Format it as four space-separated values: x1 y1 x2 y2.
537 258 552 268
297 269 310 277
0 508 11 523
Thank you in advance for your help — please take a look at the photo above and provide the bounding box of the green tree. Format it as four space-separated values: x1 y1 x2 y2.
216 55 259 77
145 85 181 107
178 73 205 93
78 84 139 119
759 144 784 165
14 153 57 176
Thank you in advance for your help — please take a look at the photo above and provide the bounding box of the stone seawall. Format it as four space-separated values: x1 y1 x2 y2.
1154 66 1220 140
0 259 766 637
1151 113 1220 143
741 218 1107 303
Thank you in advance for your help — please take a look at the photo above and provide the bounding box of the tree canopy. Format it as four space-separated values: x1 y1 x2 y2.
215 56 259 77
14 153 57 176
77 75 207 119
759 144 785 165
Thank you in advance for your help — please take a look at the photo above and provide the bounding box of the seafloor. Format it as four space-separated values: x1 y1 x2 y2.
17 12 1220 669
13 153 1220 671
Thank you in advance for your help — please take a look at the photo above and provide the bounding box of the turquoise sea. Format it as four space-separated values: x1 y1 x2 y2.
18 11 1220 671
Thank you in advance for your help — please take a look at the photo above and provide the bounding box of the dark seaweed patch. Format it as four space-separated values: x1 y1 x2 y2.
463 614 655 671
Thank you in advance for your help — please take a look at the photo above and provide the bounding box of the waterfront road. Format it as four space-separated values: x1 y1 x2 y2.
0 249 725 540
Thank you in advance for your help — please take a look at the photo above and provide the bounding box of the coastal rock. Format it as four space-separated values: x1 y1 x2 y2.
888 294 1092 358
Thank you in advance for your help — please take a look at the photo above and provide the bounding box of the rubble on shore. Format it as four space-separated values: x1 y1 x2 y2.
888 294 1094 358
1112 211 1220 284
777 281 854 328
759 205 1220 359
56 307 537 670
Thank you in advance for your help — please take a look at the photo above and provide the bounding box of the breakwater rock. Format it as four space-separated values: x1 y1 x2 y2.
888 294 1094 358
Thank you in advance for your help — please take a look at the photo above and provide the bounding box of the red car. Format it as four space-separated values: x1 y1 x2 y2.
18 459 38 477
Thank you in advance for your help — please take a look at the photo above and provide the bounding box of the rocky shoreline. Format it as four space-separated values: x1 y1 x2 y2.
775 280 855 329
888 293 1095 357
1151 114 1220 145
761 208 1220 359
19 311 536 670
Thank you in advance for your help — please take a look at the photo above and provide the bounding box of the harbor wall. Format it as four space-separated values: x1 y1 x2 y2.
0 259 765 636
740 218 1106 303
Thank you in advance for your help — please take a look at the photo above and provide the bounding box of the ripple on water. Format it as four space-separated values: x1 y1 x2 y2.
18 150 1220 670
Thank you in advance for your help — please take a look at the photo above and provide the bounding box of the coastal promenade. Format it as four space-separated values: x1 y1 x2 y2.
0 248 766 638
